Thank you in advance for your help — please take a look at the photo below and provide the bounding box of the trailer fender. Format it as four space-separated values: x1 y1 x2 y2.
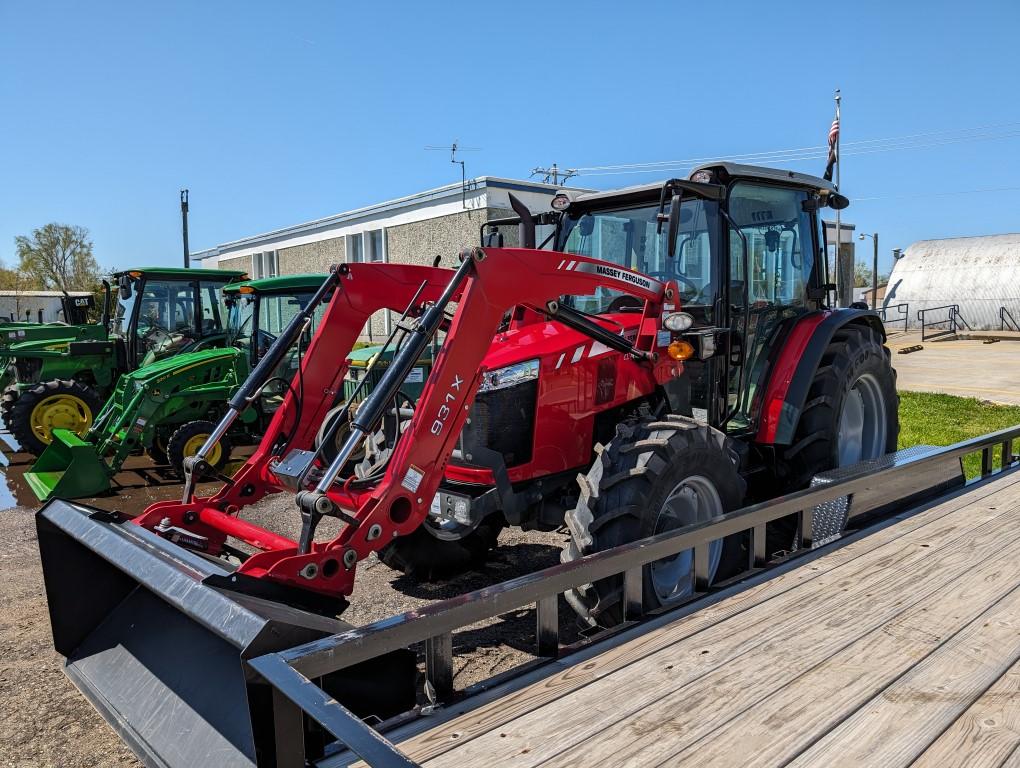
756 309 885 446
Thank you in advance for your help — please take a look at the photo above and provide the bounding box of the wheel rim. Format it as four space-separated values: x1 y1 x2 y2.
649 475 724 604
183 434 221 465
837 373 888 466
30 394 93 444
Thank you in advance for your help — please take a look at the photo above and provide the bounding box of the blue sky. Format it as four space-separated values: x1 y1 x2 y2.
2 1 1018 276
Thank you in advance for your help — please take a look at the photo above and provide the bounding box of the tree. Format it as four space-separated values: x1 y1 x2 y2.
15 223 101 293
853 261 872 288
0 258 43 321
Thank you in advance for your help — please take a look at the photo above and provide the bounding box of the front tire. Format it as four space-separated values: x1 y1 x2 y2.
167 420 232 478
9 379 102 456
562 415 746 627
378 515 505 581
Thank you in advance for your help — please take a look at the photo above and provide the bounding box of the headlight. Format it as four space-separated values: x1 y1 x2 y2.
478 359 539 393
663 311 694 332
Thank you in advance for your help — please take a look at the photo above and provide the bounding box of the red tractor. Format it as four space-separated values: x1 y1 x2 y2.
37 163 898 764
82 163 893 617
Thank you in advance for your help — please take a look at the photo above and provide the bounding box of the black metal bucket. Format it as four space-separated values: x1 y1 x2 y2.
36 500 416 768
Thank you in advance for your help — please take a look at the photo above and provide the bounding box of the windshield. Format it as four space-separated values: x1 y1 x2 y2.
227 294 256 355
111 277 138 338
557 199 720 315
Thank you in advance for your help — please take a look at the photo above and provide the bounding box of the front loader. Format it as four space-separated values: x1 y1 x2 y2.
25 274 330 501
2 266 246 455
38 164 904 765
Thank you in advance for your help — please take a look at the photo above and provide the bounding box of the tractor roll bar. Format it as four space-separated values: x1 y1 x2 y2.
180 265 345 503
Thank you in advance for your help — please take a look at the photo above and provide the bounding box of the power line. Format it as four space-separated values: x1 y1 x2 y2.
852 185 1020 202
568 121 1020 177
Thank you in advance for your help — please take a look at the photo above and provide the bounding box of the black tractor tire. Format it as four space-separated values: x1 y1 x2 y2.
769 323 899 554
1 384 20 428
562 415 746 627
146 432 170 465
378 515 505 581
9 379 103 456
167 420 232 478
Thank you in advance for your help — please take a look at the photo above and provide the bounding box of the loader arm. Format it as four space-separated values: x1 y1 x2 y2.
136 247 679 601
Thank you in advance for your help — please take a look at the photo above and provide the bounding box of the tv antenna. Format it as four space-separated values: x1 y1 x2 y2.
530 163 577 185
426 140 481 208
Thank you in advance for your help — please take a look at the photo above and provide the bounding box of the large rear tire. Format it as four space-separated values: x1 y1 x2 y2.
378 515 505 581
562 415 746 627
9 379 103 456
769 323 899 553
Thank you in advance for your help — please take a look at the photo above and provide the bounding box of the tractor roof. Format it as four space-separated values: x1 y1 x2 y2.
223 273 327 295
690 162 838 193
567 164 837 209
114 267 247 281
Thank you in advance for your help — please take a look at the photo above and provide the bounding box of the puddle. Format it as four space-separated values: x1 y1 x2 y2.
0 431 241 514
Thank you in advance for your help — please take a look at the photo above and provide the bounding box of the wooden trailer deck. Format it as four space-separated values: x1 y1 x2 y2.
364 470 1020 768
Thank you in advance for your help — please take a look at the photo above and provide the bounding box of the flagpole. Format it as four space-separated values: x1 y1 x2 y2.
833 89 842 306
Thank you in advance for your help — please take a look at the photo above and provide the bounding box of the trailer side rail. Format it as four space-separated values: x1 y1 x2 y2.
249 425 1020 768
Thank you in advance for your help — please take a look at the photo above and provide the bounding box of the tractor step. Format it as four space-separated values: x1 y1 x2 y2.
807 444 965 546
36 499 417 768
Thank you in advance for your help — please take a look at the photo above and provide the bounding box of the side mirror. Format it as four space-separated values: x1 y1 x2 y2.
118 275 132 300
827 192 850 210
666 194 682 259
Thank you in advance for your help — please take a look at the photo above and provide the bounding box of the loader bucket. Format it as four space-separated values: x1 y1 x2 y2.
25 428 113 501
36 500 417 767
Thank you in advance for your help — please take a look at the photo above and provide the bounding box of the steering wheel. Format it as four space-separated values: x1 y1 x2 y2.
647 272 702 300
256 328 278 358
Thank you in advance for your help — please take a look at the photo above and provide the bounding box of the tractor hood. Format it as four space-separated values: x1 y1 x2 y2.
0 323 106 354
123 346 243 387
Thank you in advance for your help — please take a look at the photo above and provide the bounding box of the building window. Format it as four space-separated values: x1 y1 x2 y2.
367 229 385 262
348 234 364 263
252 251 278 279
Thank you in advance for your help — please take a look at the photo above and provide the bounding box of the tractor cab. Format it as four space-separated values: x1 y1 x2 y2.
223 274 330 410
111 267 247 368
547 163 846 433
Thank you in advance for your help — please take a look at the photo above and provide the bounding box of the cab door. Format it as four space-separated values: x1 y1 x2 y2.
724 182 818 431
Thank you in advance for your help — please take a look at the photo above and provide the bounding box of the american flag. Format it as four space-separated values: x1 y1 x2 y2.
824 106 840 181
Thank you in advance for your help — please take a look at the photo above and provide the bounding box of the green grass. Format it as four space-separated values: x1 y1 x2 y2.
898 391 1020 477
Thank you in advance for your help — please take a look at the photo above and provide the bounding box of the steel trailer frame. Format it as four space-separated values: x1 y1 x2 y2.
246 425 1020 768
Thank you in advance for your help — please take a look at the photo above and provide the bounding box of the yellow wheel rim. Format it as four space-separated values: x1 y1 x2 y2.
30 394 93 444
183 433 221 465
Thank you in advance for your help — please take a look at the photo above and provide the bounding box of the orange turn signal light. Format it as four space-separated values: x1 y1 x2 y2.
667 340 695 361
238 285 255 294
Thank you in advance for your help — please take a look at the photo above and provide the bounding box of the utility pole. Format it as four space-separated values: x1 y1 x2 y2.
531 164 577 185
858 231 879 310
181 189 190 268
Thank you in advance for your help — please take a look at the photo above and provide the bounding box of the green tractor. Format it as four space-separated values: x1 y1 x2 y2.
25 273 329 501
1 267 247 455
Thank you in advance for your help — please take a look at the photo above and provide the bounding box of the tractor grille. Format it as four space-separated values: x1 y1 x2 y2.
459 380 538 468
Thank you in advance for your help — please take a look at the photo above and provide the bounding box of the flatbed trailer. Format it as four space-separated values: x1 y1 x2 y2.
38 427 1020 767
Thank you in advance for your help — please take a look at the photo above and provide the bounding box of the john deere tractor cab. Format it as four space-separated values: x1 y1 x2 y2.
26 274 328 501
37 163 899 765
3 267 245 455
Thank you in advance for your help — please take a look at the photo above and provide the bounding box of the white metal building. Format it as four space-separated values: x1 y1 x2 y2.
0 290 93 324
884 233 1020 330
192 176 589 339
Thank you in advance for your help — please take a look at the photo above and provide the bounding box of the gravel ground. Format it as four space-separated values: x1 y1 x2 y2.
0 452 582 767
